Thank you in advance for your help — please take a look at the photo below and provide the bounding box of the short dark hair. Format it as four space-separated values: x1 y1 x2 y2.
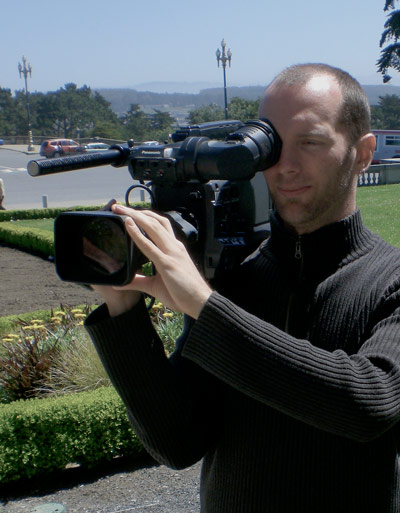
268 63 371 144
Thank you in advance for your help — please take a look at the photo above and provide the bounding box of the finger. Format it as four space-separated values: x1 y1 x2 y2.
124 217 170 266
123 211 182 256
113 205 175 236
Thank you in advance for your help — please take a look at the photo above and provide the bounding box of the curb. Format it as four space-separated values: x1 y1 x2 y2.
0 146 39 156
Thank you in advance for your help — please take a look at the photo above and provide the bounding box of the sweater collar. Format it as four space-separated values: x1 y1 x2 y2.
265 209 376 279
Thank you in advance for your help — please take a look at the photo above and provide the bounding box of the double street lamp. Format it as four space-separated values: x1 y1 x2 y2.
216 39 232 120
18 56 34 152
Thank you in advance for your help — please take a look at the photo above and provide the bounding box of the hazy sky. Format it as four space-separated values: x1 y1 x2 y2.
1 0 397 94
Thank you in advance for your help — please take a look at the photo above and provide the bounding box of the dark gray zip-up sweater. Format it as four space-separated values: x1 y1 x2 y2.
86 209 400 513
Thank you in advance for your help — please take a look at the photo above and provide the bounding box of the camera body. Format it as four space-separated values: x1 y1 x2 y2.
28 119 281 286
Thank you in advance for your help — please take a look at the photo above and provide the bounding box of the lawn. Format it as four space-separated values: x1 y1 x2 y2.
12 218 54 232
357 183 400 247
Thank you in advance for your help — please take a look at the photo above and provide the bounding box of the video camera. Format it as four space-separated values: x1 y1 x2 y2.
27 118 281 286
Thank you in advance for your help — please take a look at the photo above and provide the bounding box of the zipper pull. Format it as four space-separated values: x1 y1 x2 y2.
295 239 302 260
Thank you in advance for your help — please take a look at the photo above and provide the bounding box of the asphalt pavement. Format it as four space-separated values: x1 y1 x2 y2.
0 145 146 210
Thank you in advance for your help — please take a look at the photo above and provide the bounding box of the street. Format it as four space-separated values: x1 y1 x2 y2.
0 147 147 210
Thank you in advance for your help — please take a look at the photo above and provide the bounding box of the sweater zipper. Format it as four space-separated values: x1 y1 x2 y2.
285 236 304 332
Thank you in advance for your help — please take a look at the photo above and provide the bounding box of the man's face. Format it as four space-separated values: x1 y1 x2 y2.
259 75 361 235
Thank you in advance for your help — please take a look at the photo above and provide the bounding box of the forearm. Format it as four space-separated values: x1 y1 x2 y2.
85 300 219 468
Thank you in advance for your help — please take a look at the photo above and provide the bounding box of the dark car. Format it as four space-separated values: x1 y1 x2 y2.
40 139 86 158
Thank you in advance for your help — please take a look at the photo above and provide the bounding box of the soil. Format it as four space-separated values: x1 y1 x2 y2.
0 245 102 318
0 245 201 513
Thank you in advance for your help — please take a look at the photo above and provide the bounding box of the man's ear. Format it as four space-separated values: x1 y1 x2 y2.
355 133 376 173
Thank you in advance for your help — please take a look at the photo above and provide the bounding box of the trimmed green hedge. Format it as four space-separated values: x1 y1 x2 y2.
0 223 54 257
0 386 142 483
0 206 105 222
0 203 150 223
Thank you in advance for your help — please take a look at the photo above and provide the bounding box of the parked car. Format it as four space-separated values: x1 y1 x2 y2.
40 139 86 158
142 140 160 146
84 142 110 153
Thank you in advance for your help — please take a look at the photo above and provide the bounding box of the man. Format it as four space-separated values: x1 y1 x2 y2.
85 64 400 512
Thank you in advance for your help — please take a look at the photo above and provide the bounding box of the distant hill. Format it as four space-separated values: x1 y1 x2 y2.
96 86 266 116
96 83 400 120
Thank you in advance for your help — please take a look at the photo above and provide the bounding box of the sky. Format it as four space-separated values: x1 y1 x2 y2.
1 0 398 94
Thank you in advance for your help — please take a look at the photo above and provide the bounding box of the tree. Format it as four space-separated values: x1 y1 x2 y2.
121 104 152 141
377 0 400 82
0 87 18 135
188 104 225 124
188 98 261 124
371 94 400 128
227 97 260 121
150 109 175 131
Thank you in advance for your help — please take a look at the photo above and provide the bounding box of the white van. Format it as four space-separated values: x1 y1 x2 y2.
372 129 400 163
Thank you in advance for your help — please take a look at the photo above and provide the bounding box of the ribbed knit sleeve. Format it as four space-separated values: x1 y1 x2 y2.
183 291 400 442
85 301 220 468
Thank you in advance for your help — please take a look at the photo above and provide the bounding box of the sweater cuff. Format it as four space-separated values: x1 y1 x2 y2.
84 297 159 360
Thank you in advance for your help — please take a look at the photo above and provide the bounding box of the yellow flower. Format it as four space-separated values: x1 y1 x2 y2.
53 311 66 317
71 308 83 314
2 337 14 343
73 313 87 319
162 312 174 318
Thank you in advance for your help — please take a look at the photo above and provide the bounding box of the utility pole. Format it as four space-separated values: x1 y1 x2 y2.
216 39 232 120
18 56 34 151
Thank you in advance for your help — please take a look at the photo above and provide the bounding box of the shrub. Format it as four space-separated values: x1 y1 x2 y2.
0 305 98 402
0 309 53 338
150 300 184 355
0 206 105 222
0 322 61 403
0 203 151 223
39 329 111 397
0 303 184 403
0 223 54 257
0 386 142 483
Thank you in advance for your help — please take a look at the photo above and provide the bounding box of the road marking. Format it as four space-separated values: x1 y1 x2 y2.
0 166 26 173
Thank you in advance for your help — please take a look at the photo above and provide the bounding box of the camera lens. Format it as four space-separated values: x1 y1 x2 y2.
81 218 127 275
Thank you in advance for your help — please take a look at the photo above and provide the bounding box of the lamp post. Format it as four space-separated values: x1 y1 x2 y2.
216 39 232 120
18 56 34 151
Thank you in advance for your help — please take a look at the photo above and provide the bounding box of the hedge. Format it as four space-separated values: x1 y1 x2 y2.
0 206 105 222
0 202 150 223
0 223 54 257
0 386 142 483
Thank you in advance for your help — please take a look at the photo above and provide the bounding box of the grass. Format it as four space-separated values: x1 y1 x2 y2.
357 183 400 247
7 219 54 232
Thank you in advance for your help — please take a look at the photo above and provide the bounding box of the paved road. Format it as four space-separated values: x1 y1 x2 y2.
0 146 147 210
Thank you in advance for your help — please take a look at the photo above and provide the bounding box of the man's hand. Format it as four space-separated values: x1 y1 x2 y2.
110 204 212 319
